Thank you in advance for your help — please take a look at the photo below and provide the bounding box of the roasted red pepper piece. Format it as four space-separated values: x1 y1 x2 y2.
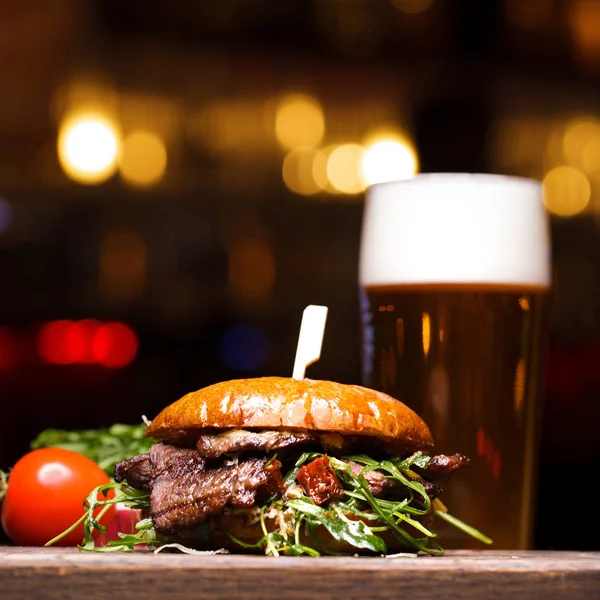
297 455 344 506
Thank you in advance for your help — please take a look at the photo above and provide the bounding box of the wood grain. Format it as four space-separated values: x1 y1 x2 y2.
0 548 599 600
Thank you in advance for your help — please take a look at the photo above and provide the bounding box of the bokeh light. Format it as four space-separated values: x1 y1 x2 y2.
218 324 270 371
120 130 168 188
282 147 325 195
57 114 120 184
563 117 600 167
361 134 418 185
37 319 138 368
326 144 366 194
542 165 591 217
92 322 139 368
569 0 600 69
275 94 325 150
37 320 72 365
421 312 431 358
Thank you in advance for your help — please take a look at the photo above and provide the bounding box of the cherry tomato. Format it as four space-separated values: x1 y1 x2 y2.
1 447 114 546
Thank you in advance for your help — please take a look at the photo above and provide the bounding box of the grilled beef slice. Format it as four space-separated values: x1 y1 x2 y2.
196 429 314 459
114 453 153 490
151 457 272 535
420 453 470 483
114 443 283 535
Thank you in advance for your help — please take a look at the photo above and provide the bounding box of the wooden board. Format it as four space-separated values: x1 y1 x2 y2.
1 548 599 599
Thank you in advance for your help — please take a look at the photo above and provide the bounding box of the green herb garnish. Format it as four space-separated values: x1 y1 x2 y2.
47 450 492 556
45 481 157 552
31 423 153 477
0 469 8 503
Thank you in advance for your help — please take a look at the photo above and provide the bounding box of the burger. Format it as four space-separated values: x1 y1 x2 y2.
87 377 491 556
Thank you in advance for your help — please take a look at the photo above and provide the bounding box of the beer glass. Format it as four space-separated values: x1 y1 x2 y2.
359 174 551 550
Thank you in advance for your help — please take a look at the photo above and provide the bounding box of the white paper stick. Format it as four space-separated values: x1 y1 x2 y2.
292 305 329 380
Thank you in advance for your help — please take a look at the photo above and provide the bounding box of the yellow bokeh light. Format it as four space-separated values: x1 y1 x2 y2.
58 114 120 184
326 144 366 194
542 166 591 217
120 130 168 188
563 118 600 167
312 146 337 194
422 312 431 358
361 135 418 186
282 148 324 196
514 359 525 412
275 94 325 150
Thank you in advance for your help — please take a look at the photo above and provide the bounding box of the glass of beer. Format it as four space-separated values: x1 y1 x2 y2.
359 173 551 550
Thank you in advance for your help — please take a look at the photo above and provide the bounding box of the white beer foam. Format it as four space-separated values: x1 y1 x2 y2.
359 173 551 288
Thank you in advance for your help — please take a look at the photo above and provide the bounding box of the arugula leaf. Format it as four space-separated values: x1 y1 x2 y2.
288 498 387 553
45 481 155 551
434 509 493 545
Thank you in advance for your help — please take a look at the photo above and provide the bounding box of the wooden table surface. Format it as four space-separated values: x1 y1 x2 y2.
1 547 599 600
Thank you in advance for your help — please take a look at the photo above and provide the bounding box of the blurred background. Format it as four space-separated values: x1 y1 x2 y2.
0 0 599 550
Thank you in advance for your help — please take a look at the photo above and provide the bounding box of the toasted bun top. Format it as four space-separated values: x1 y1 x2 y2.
145 376 433 453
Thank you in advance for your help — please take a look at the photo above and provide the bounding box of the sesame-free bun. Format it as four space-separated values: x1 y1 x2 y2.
145 376 433 453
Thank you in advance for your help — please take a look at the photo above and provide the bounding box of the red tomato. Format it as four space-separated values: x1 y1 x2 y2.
1 448 114 546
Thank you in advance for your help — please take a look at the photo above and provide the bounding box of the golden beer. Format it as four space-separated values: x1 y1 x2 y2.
359 175 551 549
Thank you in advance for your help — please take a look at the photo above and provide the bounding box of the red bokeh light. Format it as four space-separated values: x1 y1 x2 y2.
64 319 100 363
37 320 73 365
36 320 138 368
92 322 138 368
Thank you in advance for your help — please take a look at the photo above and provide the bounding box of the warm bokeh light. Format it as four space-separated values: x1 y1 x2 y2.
92 322 138 368
228 236 275 301
57 114 120 184
275 94 325 150
361 134 418 185
282 147 324 195
37 320 73 365
514 358 525 412
63 319 100 364
563 117 600 167
37 320 138 368
422 312 431 358
326 144 366 194
312 146 336 194
542 165 591 217
99 231 147 300
569 0 600 69
518 297 530 311
191 100 271 155
120 130 168 187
